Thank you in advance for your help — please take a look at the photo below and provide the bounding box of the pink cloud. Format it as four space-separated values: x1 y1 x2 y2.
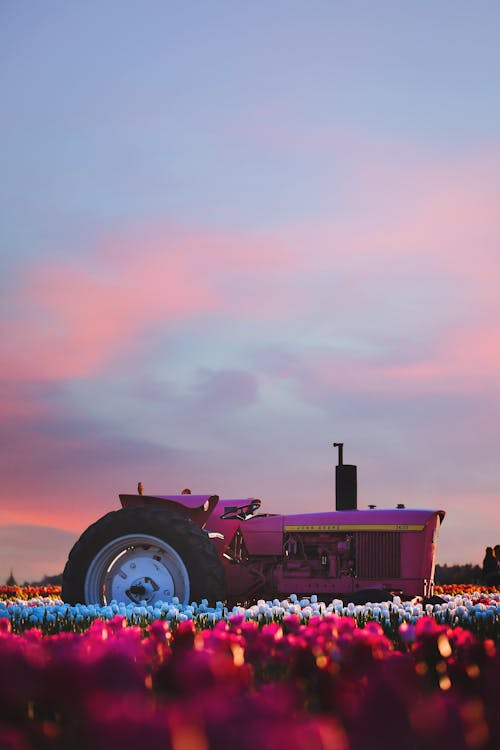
0 388 197 532
3 142 500 406
281 327 500 402
1 227 301 382
284 146 500 264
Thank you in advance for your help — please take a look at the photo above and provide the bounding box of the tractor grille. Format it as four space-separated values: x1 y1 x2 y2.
356 532 401 578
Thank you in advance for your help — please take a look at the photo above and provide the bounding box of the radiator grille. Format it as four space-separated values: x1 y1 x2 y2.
356 532 401 578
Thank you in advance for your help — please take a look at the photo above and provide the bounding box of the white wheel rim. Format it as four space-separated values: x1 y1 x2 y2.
84 533 190 605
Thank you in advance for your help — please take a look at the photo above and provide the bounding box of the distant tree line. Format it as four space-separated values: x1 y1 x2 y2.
434 563 482 584
35 573 63 586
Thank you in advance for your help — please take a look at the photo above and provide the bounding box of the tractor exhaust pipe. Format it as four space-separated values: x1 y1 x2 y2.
333 442 357 511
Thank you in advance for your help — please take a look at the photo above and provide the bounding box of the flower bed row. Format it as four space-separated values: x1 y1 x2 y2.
2 584 498 602
0 585 62 601
1 609 498 750
1 591 500 642
436 584 500 596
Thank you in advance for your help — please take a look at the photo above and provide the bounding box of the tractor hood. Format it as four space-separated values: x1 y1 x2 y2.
282 507 445 531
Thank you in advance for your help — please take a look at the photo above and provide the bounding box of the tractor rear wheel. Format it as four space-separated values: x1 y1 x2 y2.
62 506 226 606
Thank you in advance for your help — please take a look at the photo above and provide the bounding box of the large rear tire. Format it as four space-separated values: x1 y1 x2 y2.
62 506 226 606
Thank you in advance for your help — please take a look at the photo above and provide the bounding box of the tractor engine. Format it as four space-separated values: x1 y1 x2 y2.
223 525 357 601
282 530 354 579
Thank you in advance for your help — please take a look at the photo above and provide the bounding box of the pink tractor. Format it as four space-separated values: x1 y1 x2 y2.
62 445 445 606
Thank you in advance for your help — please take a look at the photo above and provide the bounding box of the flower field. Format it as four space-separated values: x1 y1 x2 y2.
1 587 499 749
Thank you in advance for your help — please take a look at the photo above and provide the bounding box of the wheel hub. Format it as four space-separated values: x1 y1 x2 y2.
84 533 190 605
126 576 160 604
108 551 176 604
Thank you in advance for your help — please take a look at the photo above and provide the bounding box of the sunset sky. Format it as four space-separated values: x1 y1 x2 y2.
2 2 500 583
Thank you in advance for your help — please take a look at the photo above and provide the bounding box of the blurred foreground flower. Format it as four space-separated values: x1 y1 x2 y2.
0 598 498 750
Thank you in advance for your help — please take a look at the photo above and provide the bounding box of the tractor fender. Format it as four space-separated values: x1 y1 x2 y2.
118 493 219 528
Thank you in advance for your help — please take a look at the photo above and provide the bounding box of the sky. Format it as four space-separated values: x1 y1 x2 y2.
1 1 500 583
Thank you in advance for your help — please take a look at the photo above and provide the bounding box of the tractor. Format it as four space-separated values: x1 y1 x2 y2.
62 445 445 606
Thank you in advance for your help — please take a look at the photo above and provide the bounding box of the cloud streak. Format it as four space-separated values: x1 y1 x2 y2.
1 226 303 381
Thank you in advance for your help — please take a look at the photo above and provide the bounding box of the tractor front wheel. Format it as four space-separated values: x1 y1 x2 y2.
62 506 226 606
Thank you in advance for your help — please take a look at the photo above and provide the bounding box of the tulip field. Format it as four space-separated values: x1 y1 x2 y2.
1 586 499 750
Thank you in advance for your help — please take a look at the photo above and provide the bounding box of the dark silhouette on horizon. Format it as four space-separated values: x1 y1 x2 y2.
482 545 500 585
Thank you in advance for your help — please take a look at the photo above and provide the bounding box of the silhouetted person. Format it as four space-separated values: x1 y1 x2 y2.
490 545 500 585
137 482 144 495
482 546 498 584
181 488 191 495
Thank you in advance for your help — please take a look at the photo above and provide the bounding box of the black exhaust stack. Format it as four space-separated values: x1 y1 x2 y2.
334 442 357 510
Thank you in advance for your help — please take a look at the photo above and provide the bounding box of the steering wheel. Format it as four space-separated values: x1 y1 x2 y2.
221 499 261 520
